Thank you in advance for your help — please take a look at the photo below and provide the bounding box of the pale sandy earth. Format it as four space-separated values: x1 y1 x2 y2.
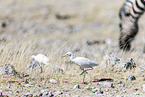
0 0 145 96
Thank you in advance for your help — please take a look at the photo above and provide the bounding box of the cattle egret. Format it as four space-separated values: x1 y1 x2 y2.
31 54 49 65
61 52 99 83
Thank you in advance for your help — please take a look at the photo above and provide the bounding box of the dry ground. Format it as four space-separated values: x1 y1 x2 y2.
0 0 145 96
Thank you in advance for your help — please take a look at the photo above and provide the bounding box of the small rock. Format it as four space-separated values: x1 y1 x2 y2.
117 81 122 84
26 61 42 73
136 64 145 73
85 86 92 90
101 53 121 72
134 92 140 95
124 58 136 70
0 92 2 96
0 20 9 28
63 89 70 92
19 74 25 78
54 91 63 96
143 84 145 91
48 91 54 97
33 93 39 97
116 95 124 97
127 75 136 81
92 88 103 94
118 84 125 87
98 82 115 88
25 93 33 97
1 22 7 28
0 64 17 76
42 92 49 96
105 89 109 92
49 79 57 84
39 93 43 96
123 90 127 93
92 88 100 93
85 83 94 90
73 95 80 97
73 84 80 89
41 89 48 93
24 84 33 87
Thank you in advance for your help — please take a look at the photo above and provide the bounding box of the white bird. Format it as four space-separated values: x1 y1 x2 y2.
31 54 49 65
61 52 99 83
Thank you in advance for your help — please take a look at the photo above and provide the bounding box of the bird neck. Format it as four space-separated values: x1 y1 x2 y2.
70 54 74 61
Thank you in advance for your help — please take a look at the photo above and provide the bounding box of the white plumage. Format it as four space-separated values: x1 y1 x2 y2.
71 57 99 69
31 54 49 65
61 52 99 83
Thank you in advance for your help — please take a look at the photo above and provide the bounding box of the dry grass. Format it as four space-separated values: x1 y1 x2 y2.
0 0 145 96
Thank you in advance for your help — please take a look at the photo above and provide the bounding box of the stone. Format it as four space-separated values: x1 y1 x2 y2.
92 88 100 93
39 93 43 96
0 64 17 76
54 91 63 96
0 92 2 96
136 64 145 73
26 61 42 73
101 53 121 72
24 84 33 87
124 58 136 70
92 88 103 94
25 93 33 97
116 95 124 97
101 53 137 72
143 84 145 91
98 82 115 88
63 89 70 92
48 91 54 97
127 75 136 81
117 81 123 84
73 84 80 89
49 79 57 84
42 92 49 96
134 92 140 95
118 84 125 87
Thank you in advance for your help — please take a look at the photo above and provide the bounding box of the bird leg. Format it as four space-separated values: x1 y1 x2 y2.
80 69 86 75
80 68 93 84
82 72 86 83
84 68 93 72
80 67 93 75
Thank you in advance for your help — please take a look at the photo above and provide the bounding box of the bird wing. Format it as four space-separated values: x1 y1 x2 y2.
72 57 99 68
36 54 49 63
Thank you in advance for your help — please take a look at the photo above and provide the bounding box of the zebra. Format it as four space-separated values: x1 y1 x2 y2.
119 0 145 51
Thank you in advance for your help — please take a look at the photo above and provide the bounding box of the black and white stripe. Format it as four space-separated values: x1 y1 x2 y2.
119 0 145 51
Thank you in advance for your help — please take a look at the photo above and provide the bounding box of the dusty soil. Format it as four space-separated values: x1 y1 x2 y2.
0 0 145 96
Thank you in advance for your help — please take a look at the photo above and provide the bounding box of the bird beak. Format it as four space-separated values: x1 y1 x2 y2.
61 54 67 58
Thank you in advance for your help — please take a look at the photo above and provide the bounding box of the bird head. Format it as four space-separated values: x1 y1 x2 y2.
61 52 72 58
31 55 36 60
